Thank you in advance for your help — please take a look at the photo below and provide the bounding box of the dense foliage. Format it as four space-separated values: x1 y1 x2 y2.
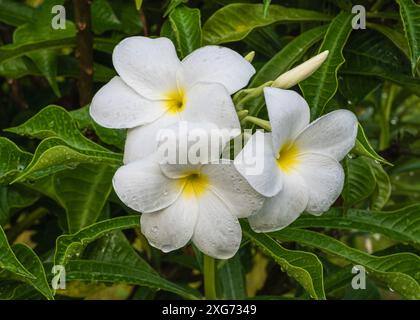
0 0 419 300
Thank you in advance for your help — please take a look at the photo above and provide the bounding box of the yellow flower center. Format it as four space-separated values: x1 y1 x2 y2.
276 142 300 173
165 88 185 114
178 172 209 198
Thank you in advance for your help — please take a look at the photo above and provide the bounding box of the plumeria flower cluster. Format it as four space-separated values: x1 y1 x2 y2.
90 36 358 259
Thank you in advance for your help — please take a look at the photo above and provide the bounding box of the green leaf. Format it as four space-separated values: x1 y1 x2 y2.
70 106 126 150
272 228 420 299
202 4 331 45
65 260 201 299
0 0 34 26
342 156 376 208
92 0 122 34
11 244 54 300
163 0 188 17
54 164 115 233
13 21 76 96
55 216 140 266
0 185 40 226
250 25 328 87
0 225 34 279
367 23 410 60
11 137 122 183
299 12 353 119
243 222 325 300
169 6 202 58
218 254 246 299
342 30 420 95
370 161 392 210
397 0 420 75
0 37 76 65
353 123 392 166
0 138 32 185
84 230 153 273
291 205 420 246
5 105 107 152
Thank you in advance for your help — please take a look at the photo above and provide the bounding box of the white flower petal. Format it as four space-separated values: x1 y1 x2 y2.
90 77 165 129
123 113 179 164
192 192 241 259
249 173 308 232
296 153 344 214
182 83 240 131
201 161 265 218
264 87 310 153
141 195 198 253
113 154 182 213
295 110 358 161
113 37 181 100
234 131 283 197
180 46 255 94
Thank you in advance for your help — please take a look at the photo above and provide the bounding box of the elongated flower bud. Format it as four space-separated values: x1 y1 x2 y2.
244 51 255 63
272 50 329 89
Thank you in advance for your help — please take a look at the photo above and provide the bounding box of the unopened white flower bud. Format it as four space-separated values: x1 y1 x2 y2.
271 50 329 89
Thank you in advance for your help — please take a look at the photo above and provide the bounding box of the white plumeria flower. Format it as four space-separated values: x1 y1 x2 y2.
234 87 358 232
112 123 264 259
89 36 255 163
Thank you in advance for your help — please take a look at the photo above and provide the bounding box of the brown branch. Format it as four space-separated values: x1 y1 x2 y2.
139 9 149 36
73 0 94 107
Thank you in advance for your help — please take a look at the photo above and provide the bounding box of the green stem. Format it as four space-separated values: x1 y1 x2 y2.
242 116 272 131
379 83 396 151
203 255 217 300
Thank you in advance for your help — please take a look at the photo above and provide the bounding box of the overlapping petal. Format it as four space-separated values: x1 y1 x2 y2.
90 76 165 129
202 161 265 218
264 87 310 153
123 113 179 164
141 195 198 252
249 173 308 232
295 153 344 214
234 131 283 197
113 37 181 100
192 191 242 259
295 110 358 161
112 154 182 213
180 46 255 94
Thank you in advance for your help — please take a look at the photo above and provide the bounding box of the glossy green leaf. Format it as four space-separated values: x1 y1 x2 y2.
342 156 376 208
54 164 115 233
243 222 326 300
55 215 140 266
342 31 420 95
65 260 201 299
11 137 122 183
0 138 32 185
0 185 39 226
5 105 107 152
397 0 420 75
0 0 34 26
352 123 392 166
273 228 420 299
300 12 353 118
92 0 122 34
368 23 410 60
250 25 328 87
291 205 420 245
202 4 330 45
370 161 392 210
218 254 246 299
169 6 202 58
0 225 34 279
11 244 54 300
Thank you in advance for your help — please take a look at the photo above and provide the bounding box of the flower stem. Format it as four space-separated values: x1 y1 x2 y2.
203 255 217 300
